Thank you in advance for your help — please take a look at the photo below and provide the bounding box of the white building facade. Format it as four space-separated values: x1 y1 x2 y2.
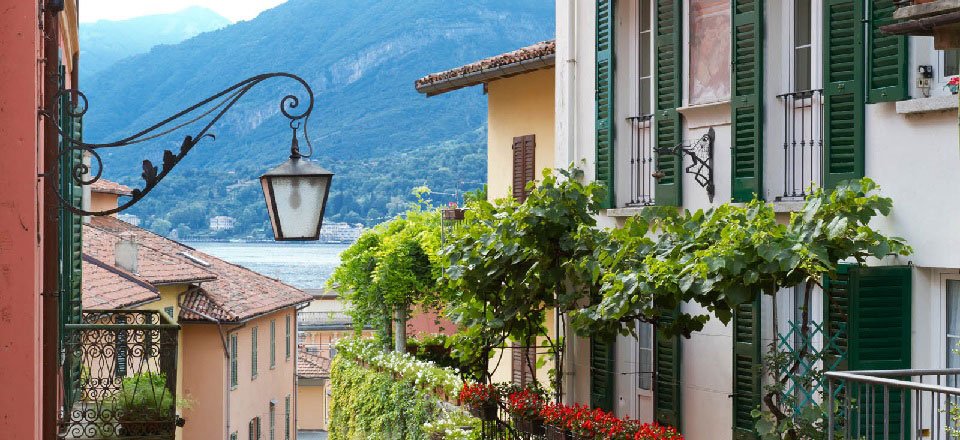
555 1 960 439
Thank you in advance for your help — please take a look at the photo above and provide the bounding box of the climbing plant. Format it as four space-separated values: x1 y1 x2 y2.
441 166 608 395
572 178 912 339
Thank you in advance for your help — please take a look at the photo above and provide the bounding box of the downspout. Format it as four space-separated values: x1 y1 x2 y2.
42 2 62 439
562 0 579 407
178 290 245 438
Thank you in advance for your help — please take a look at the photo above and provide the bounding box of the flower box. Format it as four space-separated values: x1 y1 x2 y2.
545 425 572 440
515 416 545 435
468 403 498 421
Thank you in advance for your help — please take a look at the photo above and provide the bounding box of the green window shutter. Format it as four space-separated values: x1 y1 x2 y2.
732 297 761 439
589 336 615 412
826 265 911 439
285 315 291 360
866 0 908 103
822 0 865 190
654 309 682 430
654 0 683 206
730 0 764 202
596 0 616 208
231 334 238 387
284 395 291 440
252 327 259 378
270 320 276 368
823 263 853 371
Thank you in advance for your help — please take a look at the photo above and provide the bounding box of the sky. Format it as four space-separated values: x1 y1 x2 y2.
79 0 288 23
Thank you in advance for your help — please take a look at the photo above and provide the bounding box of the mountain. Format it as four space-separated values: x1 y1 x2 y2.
81 0 554 239
80 7 231 79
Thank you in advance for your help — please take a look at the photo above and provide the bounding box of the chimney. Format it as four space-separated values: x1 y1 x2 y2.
115 232 139 274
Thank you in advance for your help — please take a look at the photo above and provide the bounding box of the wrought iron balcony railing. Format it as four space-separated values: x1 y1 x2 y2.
59 310 180 440
624 114 656 207
825 368 960 439
776 89 824 200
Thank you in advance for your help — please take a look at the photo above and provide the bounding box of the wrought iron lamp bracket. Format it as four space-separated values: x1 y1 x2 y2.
48 72 315 216
654 127 715 202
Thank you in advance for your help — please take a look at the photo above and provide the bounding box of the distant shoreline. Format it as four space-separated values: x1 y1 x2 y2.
182 238 356 245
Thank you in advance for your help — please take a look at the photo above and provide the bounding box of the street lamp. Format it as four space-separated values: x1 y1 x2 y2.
260 130 333 241
53 72 334 241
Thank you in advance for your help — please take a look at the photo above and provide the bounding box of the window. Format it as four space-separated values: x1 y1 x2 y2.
623 0 656 208
284 395 291 440
249 417 261 440
269 402 276 440
511 135 536 202
637 0 653 116
252 327 259 379
270 320 276 369
637 322 654 390
164 306 175 319
230 333 238 388
793 0 813 92
231 433 238 440
285 315 291 360
946 281 960 381
511 342 536 386
939 49 960 89
688 0 731 105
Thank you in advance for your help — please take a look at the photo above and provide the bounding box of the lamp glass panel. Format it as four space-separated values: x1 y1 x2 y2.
266 175 327 239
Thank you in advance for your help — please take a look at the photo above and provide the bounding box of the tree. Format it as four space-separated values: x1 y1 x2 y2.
327 192 442 352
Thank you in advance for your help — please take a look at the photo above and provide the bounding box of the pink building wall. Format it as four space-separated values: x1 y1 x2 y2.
0 2 46 438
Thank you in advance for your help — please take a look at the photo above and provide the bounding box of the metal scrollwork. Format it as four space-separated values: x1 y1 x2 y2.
49 72 315 216
655 127 716 202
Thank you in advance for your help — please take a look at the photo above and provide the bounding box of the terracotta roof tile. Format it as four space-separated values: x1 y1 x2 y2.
87 216 314 322
83 225 217 285
415 40 555 96
90 179 134 196
82 255 160 309
297 348 330 379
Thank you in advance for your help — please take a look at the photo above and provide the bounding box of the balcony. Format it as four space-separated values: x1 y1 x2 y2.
297 311 354 330
885 1 960 45
776 89 824 200
825 368 960 439
59 310 180 440
623 114 656 207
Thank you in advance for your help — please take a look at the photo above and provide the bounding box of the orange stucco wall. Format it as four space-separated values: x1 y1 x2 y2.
181 308 299 440
296 384 327 431
229 309 298 440
180 323 228 440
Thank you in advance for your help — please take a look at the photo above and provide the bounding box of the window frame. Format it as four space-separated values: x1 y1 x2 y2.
636 321 654 395
269 401 276 440
284 395 291 440
285 315 291 360
780 0 824 96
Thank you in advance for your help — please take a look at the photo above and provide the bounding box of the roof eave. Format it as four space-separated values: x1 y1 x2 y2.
416 53 556 97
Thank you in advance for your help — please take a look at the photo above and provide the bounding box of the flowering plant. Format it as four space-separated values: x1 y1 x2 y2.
335 338 463 396
949 76 960 86
538 402 683 440
505 387 545 419
457 382 499 408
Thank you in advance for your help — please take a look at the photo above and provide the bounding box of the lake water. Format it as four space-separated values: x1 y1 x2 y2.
184 241 349 290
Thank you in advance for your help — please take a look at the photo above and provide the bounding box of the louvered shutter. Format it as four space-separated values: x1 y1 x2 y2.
252 327 259 378
231 334 239 387
512 135 536 203
512 136 525 201
866 0 908 103
732 297 761 439
825 265 911 439
596 0 616 208
822 0 865 190
823 263 853 372
589 336 615 412
730 0 764 202
654 309 682 430
655 0 683 206
511 343 524 385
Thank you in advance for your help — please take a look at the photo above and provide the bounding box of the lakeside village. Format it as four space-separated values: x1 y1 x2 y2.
116 211 366 244
8 1 960 440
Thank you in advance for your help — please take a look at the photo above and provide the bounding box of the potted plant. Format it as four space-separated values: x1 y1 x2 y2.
506 385 546 435
458 382 499 421
114 372 176 437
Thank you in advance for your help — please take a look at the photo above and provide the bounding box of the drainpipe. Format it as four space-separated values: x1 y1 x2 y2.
561 0 579 407
42 1 62 439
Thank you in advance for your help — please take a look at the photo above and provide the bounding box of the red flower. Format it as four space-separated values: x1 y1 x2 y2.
458 382 498 408
538 402 683 440
505 387 545 419
949 76 960 86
